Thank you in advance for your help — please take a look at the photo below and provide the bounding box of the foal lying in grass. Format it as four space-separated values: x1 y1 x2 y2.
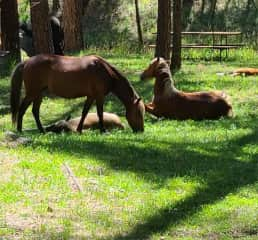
45 112 124 133
141 57 233 120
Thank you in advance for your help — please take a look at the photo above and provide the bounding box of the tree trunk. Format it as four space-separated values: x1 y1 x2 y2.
182 0 193 30
82 0 91 15
29 0 54 54
155 0 171 60
135 0 144 46
171 0 182 73
63 0 84 52
209 0 217 31
0 0 21 61
200 0 206 14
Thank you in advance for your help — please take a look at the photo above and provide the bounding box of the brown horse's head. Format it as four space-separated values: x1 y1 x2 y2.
140 57 169 80
126 98 145 132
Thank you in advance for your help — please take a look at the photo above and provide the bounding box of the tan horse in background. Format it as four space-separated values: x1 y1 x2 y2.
10 54 145 133
140 57 233 120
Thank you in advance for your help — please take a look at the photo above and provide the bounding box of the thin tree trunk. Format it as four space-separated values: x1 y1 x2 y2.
225 0 232 12
209 0 217 31
0 0 21 61
135 0 144 46
29 0 54 54
171 0 182 73
82 0 91 15
182 0 194 30
201 0 206 14
63 0 84 52
155 0 171 60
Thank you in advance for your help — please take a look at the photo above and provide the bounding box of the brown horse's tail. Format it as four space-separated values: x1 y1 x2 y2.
10 61 26 124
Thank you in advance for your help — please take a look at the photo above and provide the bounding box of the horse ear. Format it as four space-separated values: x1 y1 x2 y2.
134 98 142 105
65 115 71 121
166 60 171 65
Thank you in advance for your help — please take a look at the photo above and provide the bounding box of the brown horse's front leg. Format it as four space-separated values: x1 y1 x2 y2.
96 97 105 133
145 102 160 117
32 96 45 133
77 97 94 133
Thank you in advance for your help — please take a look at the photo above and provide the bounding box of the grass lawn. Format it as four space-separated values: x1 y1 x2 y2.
0 48 257 239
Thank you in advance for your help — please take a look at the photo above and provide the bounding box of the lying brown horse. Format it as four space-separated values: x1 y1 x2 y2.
11 54 145 133
140 57 233 120
231 67 258 76
217 67 258 77
45 112 124 133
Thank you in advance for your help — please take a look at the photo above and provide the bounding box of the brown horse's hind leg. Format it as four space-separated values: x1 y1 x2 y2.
17 97 32 132
77 97 94 133
32 96 44 133
96 97 105 133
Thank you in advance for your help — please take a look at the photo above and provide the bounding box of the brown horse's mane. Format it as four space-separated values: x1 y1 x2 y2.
155 59 178 96
96 56 139 105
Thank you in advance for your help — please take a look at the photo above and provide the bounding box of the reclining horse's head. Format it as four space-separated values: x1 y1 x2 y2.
140 57 169 80
126 98 145 132
45 116 72 133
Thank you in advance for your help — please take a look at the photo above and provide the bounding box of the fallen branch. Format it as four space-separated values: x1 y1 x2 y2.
62 162 83 192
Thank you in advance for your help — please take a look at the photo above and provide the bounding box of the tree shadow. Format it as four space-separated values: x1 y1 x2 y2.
107 127 258 239
28 114 258 238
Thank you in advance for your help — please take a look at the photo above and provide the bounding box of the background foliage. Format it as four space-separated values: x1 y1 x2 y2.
18 0 258 48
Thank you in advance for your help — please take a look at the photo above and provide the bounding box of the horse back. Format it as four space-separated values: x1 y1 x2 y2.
22 54 112 98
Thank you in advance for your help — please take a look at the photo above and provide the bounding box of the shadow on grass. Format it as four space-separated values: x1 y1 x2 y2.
108 128 258 240
28 114 258 239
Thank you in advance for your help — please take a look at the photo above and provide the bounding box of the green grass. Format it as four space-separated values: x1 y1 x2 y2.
0 48 257 239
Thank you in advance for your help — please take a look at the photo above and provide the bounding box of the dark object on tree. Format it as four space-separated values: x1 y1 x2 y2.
63 0 84 52
19 22 35 57
52 0 61 15
29 0 54 54
45 112 124 133
19 16 64 56
141 58 233 120
134 0 144 46
0 0 21 61
171 0 182 73
10 54 145 133
50 16 64 55
155 0 171 60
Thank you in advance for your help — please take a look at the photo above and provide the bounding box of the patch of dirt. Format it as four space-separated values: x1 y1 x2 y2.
0 152 20 183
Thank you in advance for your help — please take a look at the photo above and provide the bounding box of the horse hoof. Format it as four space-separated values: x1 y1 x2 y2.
100 128 107 134
77 129 82 134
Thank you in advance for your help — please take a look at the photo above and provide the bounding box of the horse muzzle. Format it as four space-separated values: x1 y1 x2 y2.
140 72 147 81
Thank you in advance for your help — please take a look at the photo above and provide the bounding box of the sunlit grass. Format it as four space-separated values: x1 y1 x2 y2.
0 48 257 239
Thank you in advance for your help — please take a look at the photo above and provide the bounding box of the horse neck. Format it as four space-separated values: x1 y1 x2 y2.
98 56 137 108
111 72 138 108
154 66 178 97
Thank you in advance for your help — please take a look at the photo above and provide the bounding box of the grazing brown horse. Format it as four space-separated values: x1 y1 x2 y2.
45 112 124 133
10 54 145 133
140 57 233 120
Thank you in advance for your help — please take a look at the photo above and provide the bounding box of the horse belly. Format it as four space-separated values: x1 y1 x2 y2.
48 75 93 98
